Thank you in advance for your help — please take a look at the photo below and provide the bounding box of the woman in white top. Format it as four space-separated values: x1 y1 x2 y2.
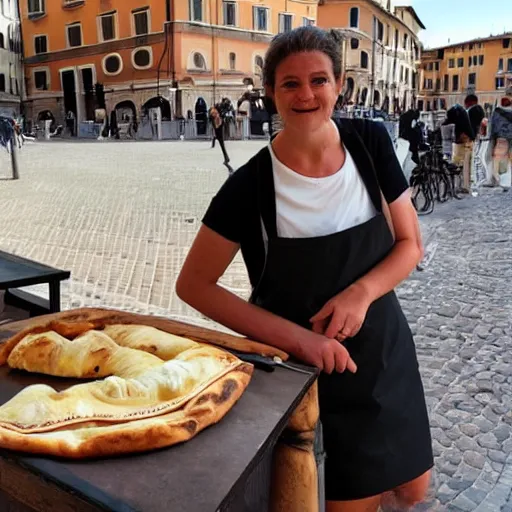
177 26 433 511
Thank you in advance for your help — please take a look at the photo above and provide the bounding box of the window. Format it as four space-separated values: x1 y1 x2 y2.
427 62 433 71
469 43 474 50
360 51 368 69
374 18 383 41
253 7 268 31
479 55 484 66
223 1 236 26
405 69 410 83
350 38 359 50
473 56 477 66
228 52 236 70
34 70 47 90
0 74 4 92
508 58 512 72
99 12 116 41
448 58 455 68
468 73 476 86
0 33 3 49
255 55 263 75
435 78 440 90
468 57 472 67
34 34 47 54
28 0 44 15
435 62 439 71
190 0 202 22
394 29 399 49
67 23 82 47
132 47 152 69
350 7 358 28
503 38 511 49
133 8 149 35
457 58 463 68
400 66 404 82
417 100 424 111
193 52 206 69
279 13 293 33
496 77 505 89
302 17 315 26
499 58 503 71
443 74 449 91
452 75 459 91
403 33 408 50
103 54 122 75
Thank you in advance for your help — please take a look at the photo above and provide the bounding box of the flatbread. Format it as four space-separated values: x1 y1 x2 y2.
103 324 198 360
7 330 163 379
0 320 253 458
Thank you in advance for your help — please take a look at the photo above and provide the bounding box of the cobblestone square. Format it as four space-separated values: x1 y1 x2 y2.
0 140 511 510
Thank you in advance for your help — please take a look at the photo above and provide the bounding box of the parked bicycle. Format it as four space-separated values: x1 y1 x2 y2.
409 129 463 214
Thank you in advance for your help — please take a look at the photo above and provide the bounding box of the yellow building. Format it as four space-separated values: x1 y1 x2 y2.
20 0 319 128
317 0 425 113
418 32 512 111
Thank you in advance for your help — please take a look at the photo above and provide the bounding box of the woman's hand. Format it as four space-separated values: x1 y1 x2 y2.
309 282 372 341
297 333 358 375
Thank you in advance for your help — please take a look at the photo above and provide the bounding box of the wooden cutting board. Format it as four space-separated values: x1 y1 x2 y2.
0 307 289 365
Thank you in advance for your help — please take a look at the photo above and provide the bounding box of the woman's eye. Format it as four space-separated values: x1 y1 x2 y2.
312 77 327 85
283 81 299 89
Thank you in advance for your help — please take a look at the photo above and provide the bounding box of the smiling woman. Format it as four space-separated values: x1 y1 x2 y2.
176 26 433 512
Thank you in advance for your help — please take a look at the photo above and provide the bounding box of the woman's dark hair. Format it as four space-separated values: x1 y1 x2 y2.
263 26 343 90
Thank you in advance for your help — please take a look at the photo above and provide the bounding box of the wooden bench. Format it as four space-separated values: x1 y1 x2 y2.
0 250 70 317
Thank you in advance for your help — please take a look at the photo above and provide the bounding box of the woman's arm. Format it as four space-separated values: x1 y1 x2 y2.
176 225 357 374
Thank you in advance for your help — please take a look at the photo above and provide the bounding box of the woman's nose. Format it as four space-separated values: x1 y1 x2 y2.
296 84 315 101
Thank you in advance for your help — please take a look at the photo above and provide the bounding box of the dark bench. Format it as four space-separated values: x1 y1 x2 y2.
0 250 70 316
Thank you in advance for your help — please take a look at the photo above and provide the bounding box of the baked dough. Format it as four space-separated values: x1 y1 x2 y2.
103 324 198 360
7 330 163 379
0 320 253 458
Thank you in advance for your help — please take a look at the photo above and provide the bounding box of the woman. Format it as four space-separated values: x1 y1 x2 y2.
209 106 233 173
490 96 512 191
177 26 433 511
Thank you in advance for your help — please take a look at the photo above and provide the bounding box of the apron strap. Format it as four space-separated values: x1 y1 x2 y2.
334 119 385 215
255 147 279 240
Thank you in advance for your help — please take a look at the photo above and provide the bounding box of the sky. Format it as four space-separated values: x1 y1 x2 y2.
398 0 512 49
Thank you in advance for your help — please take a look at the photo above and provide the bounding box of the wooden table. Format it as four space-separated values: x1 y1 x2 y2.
0 250 70 315
0 315 318 512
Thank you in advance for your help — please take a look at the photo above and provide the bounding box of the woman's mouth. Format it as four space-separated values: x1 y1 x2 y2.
291 107 320 113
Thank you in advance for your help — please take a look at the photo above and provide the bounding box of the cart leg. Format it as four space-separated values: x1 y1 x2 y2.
49 281 61 313
270 380 320 512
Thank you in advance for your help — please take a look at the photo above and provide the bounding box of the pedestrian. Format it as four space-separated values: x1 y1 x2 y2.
465 94 485 139
490 95 512 191
65 110 75 137
177 26 433 512
209 106 233 174
443 104 474 192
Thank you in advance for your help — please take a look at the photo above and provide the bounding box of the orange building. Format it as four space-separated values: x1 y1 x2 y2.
317 0 424 113
418 32 512 111
20 0 318 130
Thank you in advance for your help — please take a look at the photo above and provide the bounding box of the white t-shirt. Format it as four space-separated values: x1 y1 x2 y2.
269 143 377 238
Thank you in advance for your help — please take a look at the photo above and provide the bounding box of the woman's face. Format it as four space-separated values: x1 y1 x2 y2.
269 51 342 133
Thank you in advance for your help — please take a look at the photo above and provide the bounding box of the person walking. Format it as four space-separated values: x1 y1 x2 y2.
209 106 233 174
490 95 512 191
177 26 433 512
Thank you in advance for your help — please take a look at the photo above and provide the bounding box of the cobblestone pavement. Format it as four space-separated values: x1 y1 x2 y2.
0 140 511 510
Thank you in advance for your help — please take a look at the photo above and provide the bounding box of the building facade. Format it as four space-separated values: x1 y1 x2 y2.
0 0 22 116
317 0 425 113
418 33 512 112
19 0 318 129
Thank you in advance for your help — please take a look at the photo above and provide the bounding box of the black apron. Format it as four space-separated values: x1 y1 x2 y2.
250 122 433 501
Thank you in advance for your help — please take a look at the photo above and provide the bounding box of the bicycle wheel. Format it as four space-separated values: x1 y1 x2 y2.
437 173 450 202
412 181 433 214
